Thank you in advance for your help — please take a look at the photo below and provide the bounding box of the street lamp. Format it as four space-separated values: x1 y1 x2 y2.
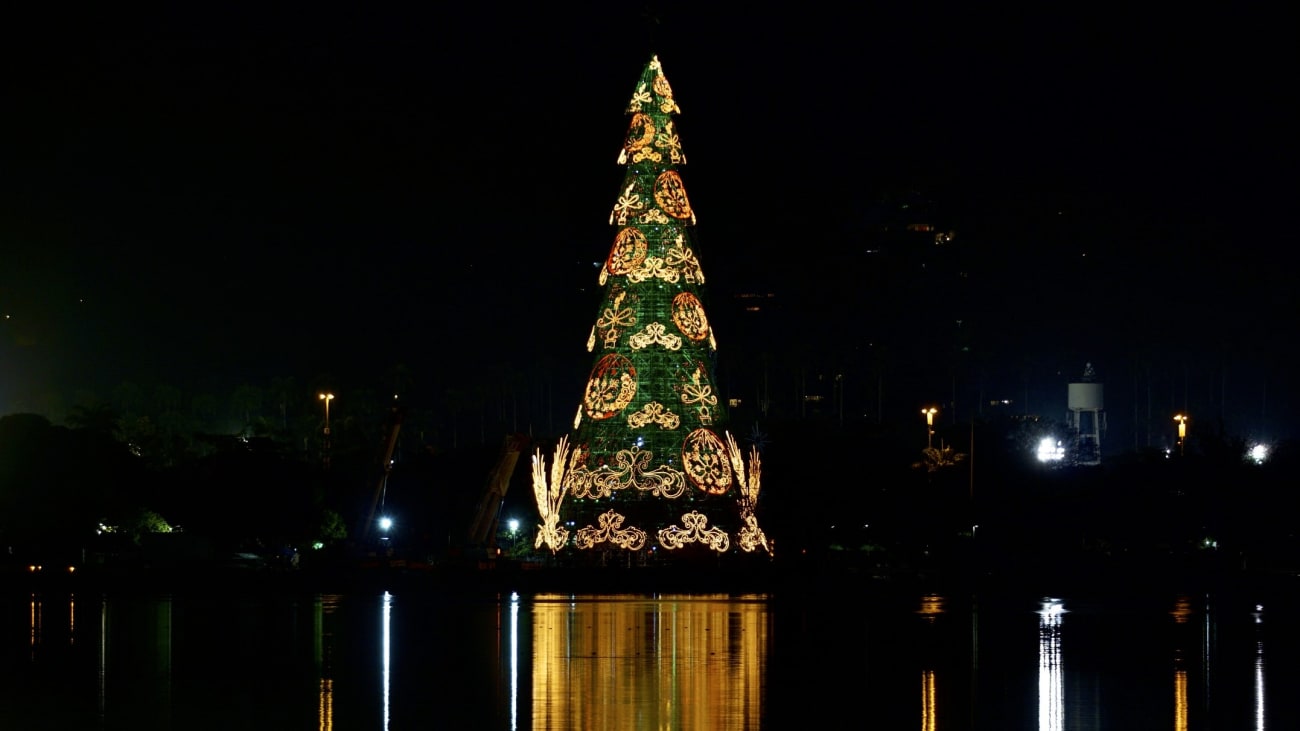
319 392 335 434
922 407 938 449
319 392 335 468
1174 414 1188 456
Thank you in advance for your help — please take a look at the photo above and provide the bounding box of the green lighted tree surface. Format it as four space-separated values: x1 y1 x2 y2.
558 56 763 559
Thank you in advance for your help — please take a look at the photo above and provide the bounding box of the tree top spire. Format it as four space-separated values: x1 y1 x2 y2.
625 55 680 116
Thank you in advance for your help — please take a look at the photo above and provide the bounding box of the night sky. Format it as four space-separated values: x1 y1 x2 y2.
3 5 1296 445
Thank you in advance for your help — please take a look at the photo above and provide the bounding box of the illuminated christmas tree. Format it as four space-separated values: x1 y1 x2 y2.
532 56 769 562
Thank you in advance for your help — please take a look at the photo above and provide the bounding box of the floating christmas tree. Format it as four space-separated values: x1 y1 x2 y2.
532 56 769 561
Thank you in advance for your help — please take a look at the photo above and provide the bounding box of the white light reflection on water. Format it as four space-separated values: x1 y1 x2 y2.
509 592 519 731
1253 604 1265 730
382 591 392 731
1203 594 1214 719
1038 598 1065 731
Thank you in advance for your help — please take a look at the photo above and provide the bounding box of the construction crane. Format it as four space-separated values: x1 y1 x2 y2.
362 398 403 542
464 433 530 556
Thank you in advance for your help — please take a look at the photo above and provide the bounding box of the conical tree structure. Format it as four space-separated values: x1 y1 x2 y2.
531 56 769 561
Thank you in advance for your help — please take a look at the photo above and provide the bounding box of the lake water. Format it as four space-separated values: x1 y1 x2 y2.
3 574 1298 729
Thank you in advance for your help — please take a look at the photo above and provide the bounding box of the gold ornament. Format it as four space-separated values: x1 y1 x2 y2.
682 428 733 495
628 322 682 351
637 208 673 225
626 83 653 113
596 290 636 349
679 364 717 426
654 170 693 221
606 228 648 276
627 401 681 430
575 510 647 550
651 67 680 113
531 437 573 553
566 446 687 499
583 353 637 419
653 73 674 102
655 121 685 164
658 511 729 552
610 183 645 226
620 112 662 165
626 255 679 284
671 292 710 342
726 431 769 554
737 513 768 554
664 236 704 284
624 112 655 152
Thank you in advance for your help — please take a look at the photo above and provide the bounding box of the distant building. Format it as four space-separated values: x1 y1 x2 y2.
1066 363 1105 465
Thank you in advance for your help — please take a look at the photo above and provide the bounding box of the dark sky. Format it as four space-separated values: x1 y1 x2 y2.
3 5 1296 442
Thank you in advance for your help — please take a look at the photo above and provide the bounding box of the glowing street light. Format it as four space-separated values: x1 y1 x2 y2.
319 392 335 468
1174 414 1188 456
319 392 335 434
922 407 938 449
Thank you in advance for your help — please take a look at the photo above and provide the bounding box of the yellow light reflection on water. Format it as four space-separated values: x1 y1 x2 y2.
316 594 339 731
1171 596 1191 731
921 669 937 731
319 678 333 731
1174 667 1187 731
918 594 944 730
30 594 40 653
918 594 945 621
530 593 769 729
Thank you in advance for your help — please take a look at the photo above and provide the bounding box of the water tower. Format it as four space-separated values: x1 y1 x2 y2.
1067 363 1105 465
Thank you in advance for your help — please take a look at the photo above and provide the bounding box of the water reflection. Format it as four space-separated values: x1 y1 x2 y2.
315 594 341 731
1171 595 1192 731
94 593 173 728
1253 604 1265 730
509 592 520 731
382 590 392 730
26 591 80 653
29 593 39 655
7 586 1300 729
917 594 944 731
529 593 769 729
1037 598 1065 731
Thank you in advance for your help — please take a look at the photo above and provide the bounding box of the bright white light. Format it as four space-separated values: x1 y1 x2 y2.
507 518 520 534
1248 444 1269 464
1036 437 1065 462
379 516 393 532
